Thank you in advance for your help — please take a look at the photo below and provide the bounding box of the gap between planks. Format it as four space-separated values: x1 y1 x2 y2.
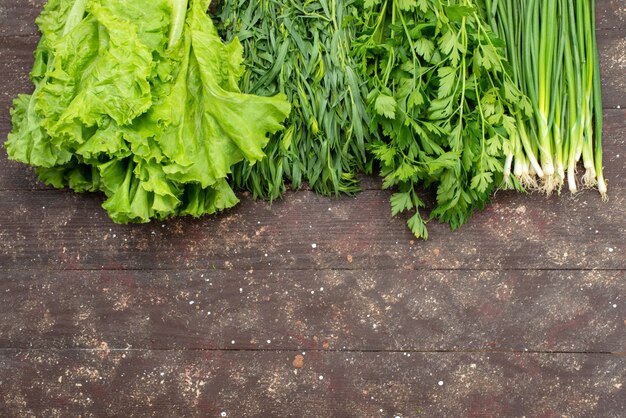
0 347 621 356
1 267 625 273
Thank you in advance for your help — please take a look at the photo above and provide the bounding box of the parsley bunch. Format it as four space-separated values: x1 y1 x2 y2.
352 0 525 238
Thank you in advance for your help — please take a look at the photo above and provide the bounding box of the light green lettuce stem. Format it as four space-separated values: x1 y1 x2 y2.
63 0 89 35
169 0 189 48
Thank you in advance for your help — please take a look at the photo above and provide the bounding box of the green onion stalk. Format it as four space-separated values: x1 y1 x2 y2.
579 0 594 187
551 0 566 190
535 0 557 190
564 0 581 192
590 0 607 199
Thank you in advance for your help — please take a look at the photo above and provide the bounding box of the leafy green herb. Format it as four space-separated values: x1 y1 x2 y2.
352 0 524 238
217 0 370 199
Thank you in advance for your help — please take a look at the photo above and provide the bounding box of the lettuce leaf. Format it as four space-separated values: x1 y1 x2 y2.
6 0 291 224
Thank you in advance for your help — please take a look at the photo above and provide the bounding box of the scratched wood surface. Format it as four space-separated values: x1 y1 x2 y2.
0 1 625 417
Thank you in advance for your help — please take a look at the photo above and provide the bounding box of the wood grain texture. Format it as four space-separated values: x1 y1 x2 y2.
1 0 624 34
0 0 624 34
0 0 45 37
1 180 624 271
597 30 626 108
0 114 624 271
0 2 625 417
597 0 626 29
0 350 624 418
0 269 624 352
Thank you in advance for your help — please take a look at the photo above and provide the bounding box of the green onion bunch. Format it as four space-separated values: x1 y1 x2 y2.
486 0 606 199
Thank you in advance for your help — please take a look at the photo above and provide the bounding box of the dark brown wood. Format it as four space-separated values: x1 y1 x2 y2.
598 29 626 108
0 269 624 352
597 0 626 29
0 350 624 418
0 36 37 122
0 182 625 271
1 1 625 417
0 1 45 37
0 0 623 32
0 112 624 270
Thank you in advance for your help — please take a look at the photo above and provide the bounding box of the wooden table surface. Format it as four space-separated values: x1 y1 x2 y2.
1 1 625 417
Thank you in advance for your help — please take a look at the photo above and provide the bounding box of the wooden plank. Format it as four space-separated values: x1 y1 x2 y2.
2 109 619 272
0 0 623 36
1 164 625 271
598 29 626 109
597 0 626 29
0 0 44 37
0 269 623 352
0 350 623 417
0 36 36 120
0 186 624 271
